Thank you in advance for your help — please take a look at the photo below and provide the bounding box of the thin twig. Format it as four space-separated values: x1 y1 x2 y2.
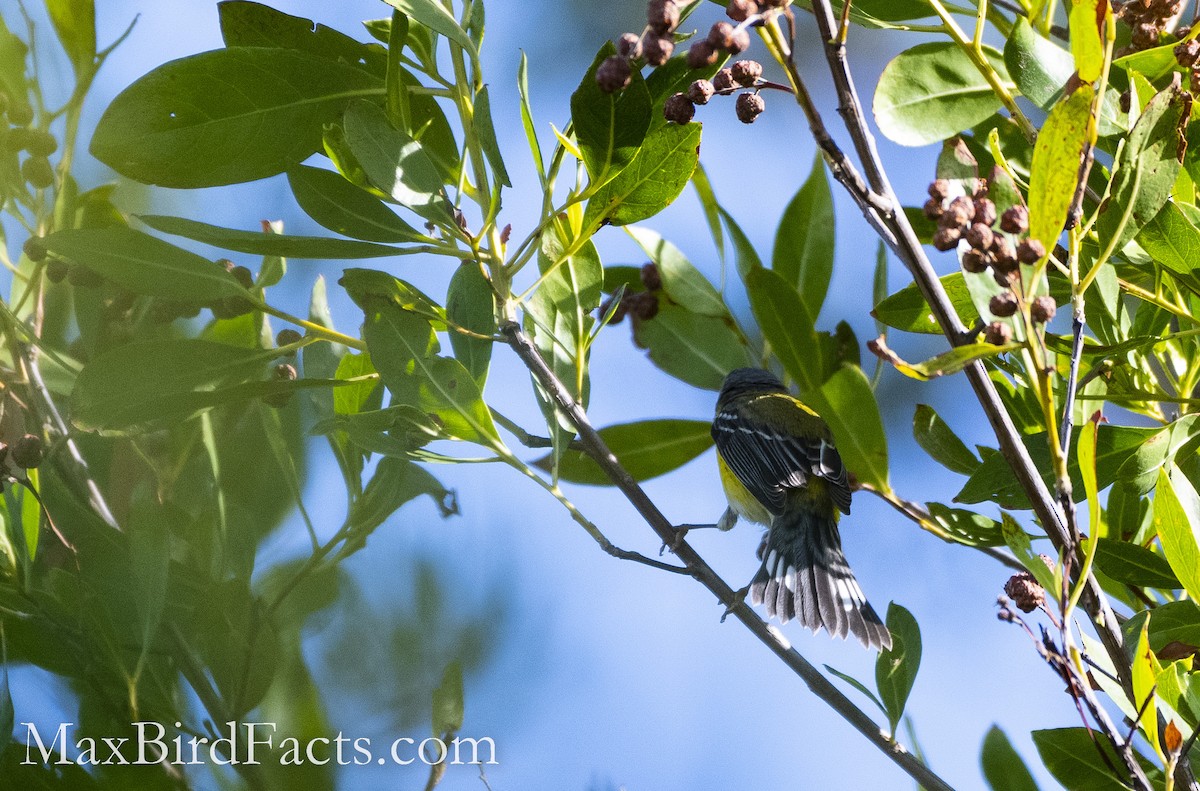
501 321 956 791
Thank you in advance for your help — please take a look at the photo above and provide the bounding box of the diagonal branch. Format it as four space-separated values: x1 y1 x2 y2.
501 321 955 791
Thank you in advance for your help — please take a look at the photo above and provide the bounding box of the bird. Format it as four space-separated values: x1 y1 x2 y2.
711 367 892 650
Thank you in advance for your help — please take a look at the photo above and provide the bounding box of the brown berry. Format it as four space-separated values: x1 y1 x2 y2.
992 236 1017 271
663 93 695 124
993 267 1018 288
648 0 680 34
276 328 303 348
617 33 643 60
731 60 763 86
600 294 628 325
965 222 994 251
641 262 663 291
735 92 764 123
948 195 975 222
1177 38 1200 67
629 291 660 320
1004 571 1044 612
12 434 43 469
984 321 1013 345
727 0 757 22
687 79 716 105
727 28 751 54
709 21 737 49
596 56 632 93
643 35 674 66
932 226 961 251
687 41 718 69
989 292 1018 317
962 248 989 273
1000 205 1029 234
974 198 997 227
923 198 945 221
928 179 951 202
1016 238 1046 264
712 68 737 93
1030 296 1057 324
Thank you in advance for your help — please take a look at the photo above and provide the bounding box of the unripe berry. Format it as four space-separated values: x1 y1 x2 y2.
23 236 46 262
21 156 54 189
12 434 43 469
45 258 69 283
735 92 764 123
596 56 632 93
231 265 254 290
276 328 303 348
984 321 1012 345
663 93 695 124
731 60 763 86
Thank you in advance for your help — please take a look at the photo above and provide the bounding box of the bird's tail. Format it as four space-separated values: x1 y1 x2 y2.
750 507 892 651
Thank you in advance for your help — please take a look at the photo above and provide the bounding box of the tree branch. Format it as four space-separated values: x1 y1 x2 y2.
501 321 955 791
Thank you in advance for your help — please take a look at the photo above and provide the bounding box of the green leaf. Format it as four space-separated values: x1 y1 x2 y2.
42 227 247 302
446 262 496 386
913 404 980 475
0 656 12 759
1137 201 1200 293
633 304 750 390
1027 84 1094 248
349 457 456 535
872 272 980 334
873 42 1014 147
1069 0 1108 82
339 267 447 326
1154 464 1200 603
926 502 1005 547
571 42 652 186
1145 600 1200 653
982 725 1040 791
0 17 30 125
288 165 426 243
585 122 701 227
473 85 511 187
91 48 382 187
692 165 725 262
128 491 171 644
432 661 464 735
333 352 380 416
627 226 727 318
1001 513 1059 594
1094 539 1181 589
824 664 888 717
19 472 40 563
773 153 835 318
875 603 920 733
70 339 278 432
811 366 890 492
1098 83 1189 254
881 340 1018 381
720 205 763 282
382 0 477 57
1130 596 1160 754
534 419 713 485
518 52 545 182
746 266 823 391
1004 18 1072 111
138 215 409 259
218 1 383 74
45 0 95 75
343 99 452 222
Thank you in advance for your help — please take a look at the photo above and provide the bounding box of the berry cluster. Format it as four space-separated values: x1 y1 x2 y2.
599 263 662 325
1174 37 1200 92
924 177 1056 345
1119 0 1185 54
666 60 766 125
0 93 56 197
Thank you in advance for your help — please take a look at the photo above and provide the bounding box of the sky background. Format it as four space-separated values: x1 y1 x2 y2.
2 1 1086 789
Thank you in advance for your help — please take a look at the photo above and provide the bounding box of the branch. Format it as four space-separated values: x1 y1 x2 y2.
501 321 955 791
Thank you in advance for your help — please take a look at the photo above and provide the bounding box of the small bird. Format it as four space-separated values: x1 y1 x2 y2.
712 368 892 650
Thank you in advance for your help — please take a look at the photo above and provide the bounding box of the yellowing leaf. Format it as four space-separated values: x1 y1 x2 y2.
1028 85 1094 248
1069 0 1110 83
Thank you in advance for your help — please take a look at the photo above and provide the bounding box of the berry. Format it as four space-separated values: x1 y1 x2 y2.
947 195 976 223
973 198 997 227
727 0 757 22
600 293 628 325
7 101 33 126
1000 205 1029 234
962 248 989 273
727 28 751 54
1176 38 1200 67
643 35 674 66
617 33 642 60
1016 238 1046 265
709 21 737 50
24 129 56 157
712 68 737 92
596 56 632 93
993 267 1018 288
923 198 944 221
984 321 1012 345
276 328 303 348
991 237 1018 271
628 291 660 320
45 258 69 283
23 236 46 262
989 292 1018 318
735 92 764 123
231 265 254 290
647 0 680 34
928 179 951 202
965 222 994 251
1004 571 1044 613
663 93 695 124
12 434 43 469
687 41 718 69
641 262 663 291
731 60 763 86
687 79 716 105
932 226 961 251
1030 296 1057 324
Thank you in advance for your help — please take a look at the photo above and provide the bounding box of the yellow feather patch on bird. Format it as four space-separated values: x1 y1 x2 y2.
717 452 773 526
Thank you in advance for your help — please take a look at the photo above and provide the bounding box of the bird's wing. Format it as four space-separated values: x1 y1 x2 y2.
712 401 852 515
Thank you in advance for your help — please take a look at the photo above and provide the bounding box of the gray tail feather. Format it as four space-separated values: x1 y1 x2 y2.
750 509 892 651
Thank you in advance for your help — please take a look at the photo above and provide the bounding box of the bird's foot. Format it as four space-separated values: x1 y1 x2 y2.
721 585 751 623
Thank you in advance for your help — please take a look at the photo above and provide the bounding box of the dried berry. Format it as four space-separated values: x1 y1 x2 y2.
727 28 751 54
992 236 1018 271
643 35 674 66
663 92 695 124
984 321 1013 345
596 56 632 93
277 328 303 348
712 68 737 92
599 293 628 325
648 0 680 33
973 198 997 227
641 262 663 291
617 32 643 60
735 92 764 123
23 236 46 262
989 292 1018 318
727 0 757 22
1030 295 1057 324
1177 38 1200 67
687 79 716 105
1000 204 1029 234
964 222 994 251
687 41 718 69
932 226 961 251
708 21 737 50
993 267 1018 288
923 198 944 221
21 156 54 189
731 60 763 86
1016 238 1046 265
961 248 989 273
628 291 660 320
1004 571 1044 612
12 434 43 469
947 195 975 222
928 179 951 202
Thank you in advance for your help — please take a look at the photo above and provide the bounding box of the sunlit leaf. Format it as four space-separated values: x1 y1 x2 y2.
534 419 713 485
